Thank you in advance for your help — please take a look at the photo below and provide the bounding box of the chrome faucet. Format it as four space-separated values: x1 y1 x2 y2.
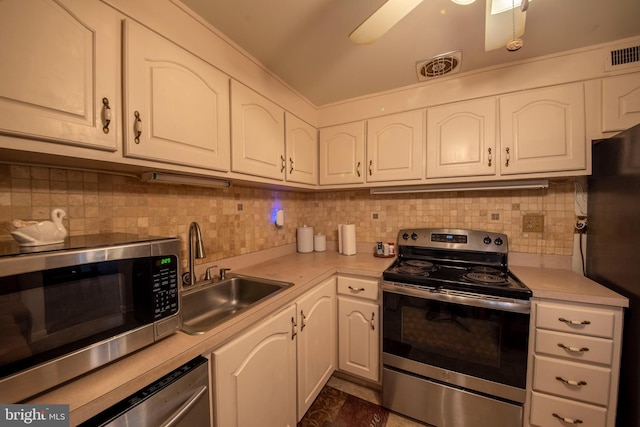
187 222 206 286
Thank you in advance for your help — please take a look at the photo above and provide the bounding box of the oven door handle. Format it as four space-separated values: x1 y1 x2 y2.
382 282 530 314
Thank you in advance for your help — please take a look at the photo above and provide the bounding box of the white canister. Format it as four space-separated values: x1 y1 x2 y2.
314 233 326 252
296 226 314 253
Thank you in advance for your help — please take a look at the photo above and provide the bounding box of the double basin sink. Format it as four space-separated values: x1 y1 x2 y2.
180 275 293 335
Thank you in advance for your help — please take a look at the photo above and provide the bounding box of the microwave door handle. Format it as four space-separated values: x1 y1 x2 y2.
160 385 208 427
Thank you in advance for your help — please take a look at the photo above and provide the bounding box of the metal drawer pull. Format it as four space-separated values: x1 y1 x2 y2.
281 155 286 173
558 343 589 353
552 413 583 424
134 111 142 143
487 147 492 166
348 286 365 292
504 147 510 167
369 160 373 175
559 317 591 326
370 312 375 330
101 97 111 134
289 157 294 174
291 316 297 340
555 376 587 387
356 161 361 177
300 310 306 331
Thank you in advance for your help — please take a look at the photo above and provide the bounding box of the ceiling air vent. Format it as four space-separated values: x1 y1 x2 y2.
416 51 462 81
605 44 640 72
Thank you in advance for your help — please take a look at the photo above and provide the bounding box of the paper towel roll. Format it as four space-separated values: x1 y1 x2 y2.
338 224 344 254
341 224 357 256
314 233 326 252
297 226 314 253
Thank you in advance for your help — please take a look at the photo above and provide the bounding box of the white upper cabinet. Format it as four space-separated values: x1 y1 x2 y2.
0 0 119 151
123 20 230 172
231 81 285 180
366 110 425 182
319 122 366 185
499 83 587 175
285 113 318 185
426 98 497 179
601 73 640 132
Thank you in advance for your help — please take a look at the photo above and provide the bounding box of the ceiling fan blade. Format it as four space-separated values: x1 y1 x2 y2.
349 0 424 45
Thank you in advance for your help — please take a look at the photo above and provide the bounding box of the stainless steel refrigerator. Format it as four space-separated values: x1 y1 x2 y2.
587 122 640 427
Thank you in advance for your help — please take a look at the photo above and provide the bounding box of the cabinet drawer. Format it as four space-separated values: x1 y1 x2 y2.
533 355 611 406
530 391 607 427
536 302 615 338
535 329 614 366
337 276 378 301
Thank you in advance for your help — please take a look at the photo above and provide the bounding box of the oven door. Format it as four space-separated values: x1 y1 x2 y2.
382 282 530 403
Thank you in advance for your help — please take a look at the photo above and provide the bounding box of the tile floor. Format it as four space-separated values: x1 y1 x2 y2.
326 376 428 427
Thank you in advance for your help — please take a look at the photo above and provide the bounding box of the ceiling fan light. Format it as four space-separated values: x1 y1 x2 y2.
349 0 424 45
451 0 476 5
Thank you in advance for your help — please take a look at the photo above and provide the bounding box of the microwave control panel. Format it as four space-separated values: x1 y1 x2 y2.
152 255 179 319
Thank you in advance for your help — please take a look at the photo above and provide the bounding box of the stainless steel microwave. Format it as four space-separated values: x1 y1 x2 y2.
0 234 182 403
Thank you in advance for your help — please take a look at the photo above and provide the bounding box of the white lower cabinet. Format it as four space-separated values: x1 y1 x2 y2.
296 277 337 420
337 276 380 382
213 278 337 427
527 299 624 427
213 304 297 427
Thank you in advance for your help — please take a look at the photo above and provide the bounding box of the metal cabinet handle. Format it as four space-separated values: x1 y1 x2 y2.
101 97 111 134
504 147 510 167
356 161 361 177
289 157 294 174
161 385 208 427
300 310 306 331
281 155 286 173
488 147 492 167
555 376 587 387
134 111 142 144
370 312 375 330
552 413 583 424
559 317 591 326
348 285 365 292
557 343 589 353
369 160 373 176
291 316 297 340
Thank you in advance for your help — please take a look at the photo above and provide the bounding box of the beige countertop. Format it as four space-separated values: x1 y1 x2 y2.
25 251 627 424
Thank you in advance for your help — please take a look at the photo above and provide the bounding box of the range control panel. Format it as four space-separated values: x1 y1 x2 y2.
398 228 508 253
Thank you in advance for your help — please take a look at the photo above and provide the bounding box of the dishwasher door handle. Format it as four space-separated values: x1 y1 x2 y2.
160 385 209 427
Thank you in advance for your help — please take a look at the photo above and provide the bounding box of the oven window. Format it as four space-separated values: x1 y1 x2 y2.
383 291 529 389
0 259 148 380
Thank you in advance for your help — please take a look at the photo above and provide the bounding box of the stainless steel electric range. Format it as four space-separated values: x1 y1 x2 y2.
381 228 531 427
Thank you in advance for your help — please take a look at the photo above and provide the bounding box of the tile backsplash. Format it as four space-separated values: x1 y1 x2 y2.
0 164 577 269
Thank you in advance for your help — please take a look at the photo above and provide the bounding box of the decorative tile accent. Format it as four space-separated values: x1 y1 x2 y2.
0 164 577 271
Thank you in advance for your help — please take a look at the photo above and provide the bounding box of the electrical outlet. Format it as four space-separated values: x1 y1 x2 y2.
522 214 544 232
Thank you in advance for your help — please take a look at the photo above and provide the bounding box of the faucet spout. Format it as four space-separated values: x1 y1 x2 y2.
188 222 206 286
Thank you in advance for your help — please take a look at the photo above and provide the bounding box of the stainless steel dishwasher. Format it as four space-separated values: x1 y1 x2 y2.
79 356 210 427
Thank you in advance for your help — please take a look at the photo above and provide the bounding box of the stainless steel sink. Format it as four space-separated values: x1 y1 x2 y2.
180 275 293 335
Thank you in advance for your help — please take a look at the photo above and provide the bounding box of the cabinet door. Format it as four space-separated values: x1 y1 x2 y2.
426 98 497 178
231 81 285 180
319 122 365 185
123 20 230 171
297 277 336 420
338 296 379 382
367 110 425 182
0 0 119 151
602 73 640 132
285 113 317 185
213 305 297 427
499 83 587 175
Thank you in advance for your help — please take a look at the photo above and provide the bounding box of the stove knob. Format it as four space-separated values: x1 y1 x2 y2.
483 236 492 245
411 233 419 240
494 237 503 246
402 233 410 240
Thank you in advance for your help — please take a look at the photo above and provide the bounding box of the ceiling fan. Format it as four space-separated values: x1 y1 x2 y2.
349 0 530 51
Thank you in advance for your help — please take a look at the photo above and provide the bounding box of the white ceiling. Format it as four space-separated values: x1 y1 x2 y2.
180 0 640 106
